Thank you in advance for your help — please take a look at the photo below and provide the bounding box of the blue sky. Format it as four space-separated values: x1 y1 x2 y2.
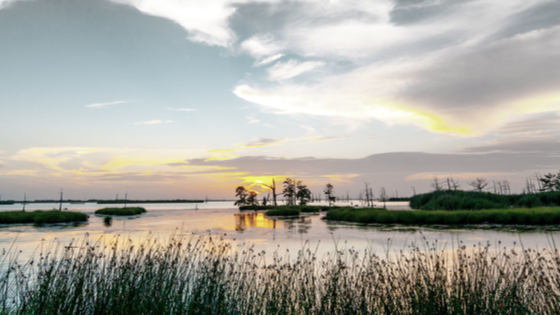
1 0 560 199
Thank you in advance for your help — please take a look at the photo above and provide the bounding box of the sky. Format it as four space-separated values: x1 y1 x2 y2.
1 0 560 200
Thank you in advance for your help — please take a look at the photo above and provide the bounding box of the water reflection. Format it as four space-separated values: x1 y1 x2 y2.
234 212 281 231
283 216 312 234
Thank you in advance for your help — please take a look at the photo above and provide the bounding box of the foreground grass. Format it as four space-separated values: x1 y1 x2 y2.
326 207 560 225
94 207 146 216
410 190 560 210
0 210 88 225
2 234 560 314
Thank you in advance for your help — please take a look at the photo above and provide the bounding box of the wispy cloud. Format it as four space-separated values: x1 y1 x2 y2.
312 136 352 142
239 138 285 148
134 120 173 125
85 100 136 108
267 59 324 81
246 114 260 124
167 108 198 112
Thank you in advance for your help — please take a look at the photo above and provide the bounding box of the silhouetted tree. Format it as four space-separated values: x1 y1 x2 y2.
296 182 311 205
431 177 442 191
246 191 258 206
540 171 560 192
468 177 489 192
324 183 335 207
283 178 297 205
234 186 249 207
379 187 388 209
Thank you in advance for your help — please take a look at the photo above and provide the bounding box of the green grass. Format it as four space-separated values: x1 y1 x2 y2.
94 207 146 216
0 210 88 225
410 190 560 210
265 208 301 216
326 207 560 225
2 234 560 314
241 205 330 212
262 205 332 216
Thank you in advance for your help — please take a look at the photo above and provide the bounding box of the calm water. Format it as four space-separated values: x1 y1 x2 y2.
1 201 560 262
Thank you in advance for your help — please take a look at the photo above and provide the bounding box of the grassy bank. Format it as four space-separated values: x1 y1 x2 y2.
94 207 146 216
260 205 331 216
265 208 301 216
0 210 88 225
2 234 560 314
97 199 204 204
410 190 560 210
241 205 330 212
326 207 560 225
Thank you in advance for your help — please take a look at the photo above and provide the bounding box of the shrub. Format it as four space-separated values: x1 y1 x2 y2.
95 207 146 216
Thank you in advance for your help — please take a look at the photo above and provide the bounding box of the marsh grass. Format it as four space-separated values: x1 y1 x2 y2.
265 208 301 216
1 233 560 314
94 207 146 216
410 190 560 210
241 205 330 212
0 211 88 225
326 207 560 225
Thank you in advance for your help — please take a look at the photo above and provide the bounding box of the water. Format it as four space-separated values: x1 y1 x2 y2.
1 201 559 263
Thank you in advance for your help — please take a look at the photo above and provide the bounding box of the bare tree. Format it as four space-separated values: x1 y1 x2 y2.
502 180 511 195
59 188 64 211
324 183 336 207
449 177 460 190
468 177 489 192
258 179 281 206
431 177 442 191
379 187 388 209
411 186 416 196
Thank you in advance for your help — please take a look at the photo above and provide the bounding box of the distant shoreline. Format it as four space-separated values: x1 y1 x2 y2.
1 199 236 204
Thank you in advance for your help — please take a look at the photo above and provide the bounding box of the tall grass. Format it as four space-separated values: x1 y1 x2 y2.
326 207 560 225
94 207 146 216
0 211 88 225
1 233 560 314
410 190 560 210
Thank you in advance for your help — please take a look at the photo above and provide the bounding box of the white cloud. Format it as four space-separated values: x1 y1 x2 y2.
0 0 28 10
167 108 198 112
254 53 284 66
267 59 324 81
109 0 239 47
85 100 135 108
240 33 284 57
134 120 173 125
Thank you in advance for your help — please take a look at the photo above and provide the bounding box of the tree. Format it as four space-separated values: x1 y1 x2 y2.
431 177 442 191
234 186 249 207
296 182 311 205
246 191 258 206
540 171 560 192
324 183 335 207
447 177 460 191
468 177 488 192
258 179 281 206
379 187 388 209
283 178 297 205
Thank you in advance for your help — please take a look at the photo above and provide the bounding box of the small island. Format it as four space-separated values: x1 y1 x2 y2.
0 210 89 225
94 207 147 216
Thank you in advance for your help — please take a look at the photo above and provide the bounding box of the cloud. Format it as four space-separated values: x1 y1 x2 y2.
109 0 239 47
85 100 136 108
240 33 283 58
238 138 285 148
167 108 197 112
134 120 173 125
246 114 260 124
254 53 284 66
313 136 352 142
0 0 23 10
267 59 324 81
